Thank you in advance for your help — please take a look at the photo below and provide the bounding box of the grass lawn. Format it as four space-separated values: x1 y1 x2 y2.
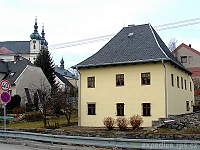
0 112 78 129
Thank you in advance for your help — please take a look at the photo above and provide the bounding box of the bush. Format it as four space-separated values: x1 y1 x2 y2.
116 117 129 131
130 114 143 130
103 117 115 130
24 111 43 122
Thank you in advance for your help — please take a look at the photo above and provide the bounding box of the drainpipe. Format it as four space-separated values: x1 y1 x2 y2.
162 59 168 118
76 66 81 126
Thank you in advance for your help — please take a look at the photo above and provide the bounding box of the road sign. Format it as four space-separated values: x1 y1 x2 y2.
0 91 10 103
0 80 10 91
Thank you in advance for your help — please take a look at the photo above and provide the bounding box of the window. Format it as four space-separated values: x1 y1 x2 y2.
186 101 190 111
88 103 96 115
88 77 95 88
171 74 174 86
24 88 31 103
181 77 183 89
181 56 187 63
188 56 193 63
177 76 180 88
142 103 151 116
141 73 150 85
190 82 192 91
116 74 124 86
184 79 187 90
9 72 15 77
116 103 124 116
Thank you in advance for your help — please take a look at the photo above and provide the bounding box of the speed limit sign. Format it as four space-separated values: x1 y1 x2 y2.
0 80 10 91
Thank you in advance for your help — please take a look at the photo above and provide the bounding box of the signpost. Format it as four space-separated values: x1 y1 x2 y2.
0 80 10 91
0 80 11 131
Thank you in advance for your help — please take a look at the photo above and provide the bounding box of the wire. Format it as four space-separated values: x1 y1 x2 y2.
48 17 200 50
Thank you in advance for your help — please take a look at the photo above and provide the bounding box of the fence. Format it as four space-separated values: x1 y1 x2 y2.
0 130 200 149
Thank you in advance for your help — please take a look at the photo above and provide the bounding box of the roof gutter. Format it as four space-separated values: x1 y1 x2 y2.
73 58 171 69
76 66 81 126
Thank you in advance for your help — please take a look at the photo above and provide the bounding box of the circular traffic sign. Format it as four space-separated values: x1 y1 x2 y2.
0 91 10 103
0 80 10 91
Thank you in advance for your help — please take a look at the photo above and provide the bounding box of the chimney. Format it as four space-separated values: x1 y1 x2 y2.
14 54 21 62
189 44 191 48
128 24 135 27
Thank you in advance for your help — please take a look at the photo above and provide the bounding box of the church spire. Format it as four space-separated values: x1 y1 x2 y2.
41 24 48 46
30 16 41 40
34 16 38 33
41 24 45 38
60 57 64 70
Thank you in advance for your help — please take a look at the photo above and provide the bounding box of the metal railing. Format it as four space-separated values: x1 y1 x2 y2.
0 130 200 149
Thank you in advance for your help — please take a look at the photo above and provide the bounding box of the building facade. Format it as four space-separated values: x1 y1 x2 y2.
173 43 200 106
73 24 194 127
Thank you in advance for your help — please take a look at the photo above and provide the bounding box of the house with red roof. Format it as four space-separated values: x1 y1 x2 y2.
0 47 15 61
173 43 200 106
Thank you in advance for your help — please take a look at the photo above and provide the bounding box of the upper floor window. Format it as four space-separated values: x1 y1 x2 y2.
88 77 95 88
190 82 192 91
181 77 183 89
188 56 193 63
181 56 187 63
171 74 174 86
116 74 124 86
142 103 151 116
88 103 96 115
141 73 150 85
184 79 187 90
177 76 180 88
116 103 124 116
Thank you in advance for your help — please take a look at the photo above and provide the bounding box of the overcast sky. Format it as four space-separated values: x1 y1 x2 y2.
0 0 200 68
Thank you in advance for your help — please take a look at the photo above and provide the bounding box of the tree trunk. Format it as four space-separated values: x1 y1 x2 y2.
43 103 47 127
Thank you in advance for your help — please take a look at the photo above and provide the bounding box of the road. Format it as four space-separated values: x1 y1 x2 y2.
0 142 47 150
0 140 110 150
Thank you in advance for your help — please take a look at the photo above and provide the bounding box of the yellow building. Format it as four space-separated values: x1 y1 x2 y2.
73 24 194 127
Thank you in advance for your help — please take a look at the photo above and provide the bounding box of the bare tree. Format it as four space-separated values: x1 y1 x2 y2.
168 38 178 52
28 79 52 127
54 87 78 124
192 77 200 90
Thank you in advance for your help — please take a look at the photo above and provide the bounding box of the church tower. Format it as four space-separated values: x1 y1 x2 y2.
30 16 41 55
60 57 64 70
41 24 48 49
29 17 48 63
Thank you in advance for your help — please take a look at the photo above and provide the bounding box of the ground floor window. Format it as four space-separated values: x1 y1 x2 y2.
88 103 96 115
116 103 124 116
186 101 190 111
142 103 151 116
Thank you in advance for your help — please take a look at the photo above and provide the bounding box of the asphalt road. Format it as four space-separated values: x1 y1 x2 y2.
0 140 110 150
0 142 47 150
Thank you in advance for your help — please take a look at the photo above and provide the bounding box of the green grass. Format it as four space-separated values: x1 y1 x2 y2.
0 113 78 129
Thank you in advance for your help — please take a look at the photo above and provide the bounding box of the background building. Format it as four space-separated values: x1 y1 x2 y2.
0 17 48 63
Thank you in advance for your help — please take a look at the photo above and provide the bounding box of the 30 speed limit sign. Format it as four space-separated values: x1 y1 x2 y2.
0 80 10 91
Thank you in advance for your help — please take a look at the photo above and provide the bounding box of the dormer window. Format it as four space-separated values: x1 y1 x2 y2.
128 32 134 38
9 72 15 77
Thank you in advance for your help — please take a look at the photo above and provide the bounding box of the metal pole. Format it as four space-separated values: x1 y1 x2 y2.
4 103 6 131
